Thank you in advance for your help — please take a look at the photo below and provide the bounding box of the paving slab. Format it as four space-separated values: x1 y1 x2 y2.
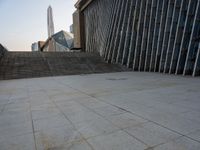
187 130 200 142
66 110 102 124
0 133 35 150
87 130 147 150
33 115 73 132
104 112 148 129
154 136 200 150
124 122 180 147
74 117 119 139
35 126 86 150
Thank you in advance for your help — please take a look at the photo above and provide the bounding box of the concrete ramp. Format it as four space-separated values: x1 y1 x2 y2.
0 52 128 80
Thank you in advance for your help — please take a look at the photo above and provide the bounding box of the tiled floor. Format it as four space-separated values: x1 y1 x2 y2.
0 72 200 150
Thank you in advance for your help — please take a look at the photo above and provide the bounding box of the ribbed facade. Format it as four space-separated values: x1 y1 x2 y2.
82 0 200 76
83 0 115 55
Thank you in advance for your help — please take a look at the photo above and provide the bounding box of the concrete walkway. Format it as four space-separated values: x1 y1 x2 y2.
0 72 200 150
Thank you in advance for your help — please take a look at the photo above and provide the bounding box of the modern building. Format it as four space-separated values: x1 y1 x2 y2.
0 44 7 59
41 30 74 52
47 6 55 38
72 10 83 49
31 42 39 51
31 41 45 51
70 24 74 33
38 41 46 51
73 0 200 76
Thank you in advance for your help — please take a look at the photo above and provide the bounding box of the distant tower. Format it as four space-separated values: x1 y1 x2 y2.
47 6 55 38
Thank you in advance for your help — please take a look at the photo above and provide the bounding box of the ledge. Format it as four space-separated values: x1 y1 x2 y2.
75 0 94 11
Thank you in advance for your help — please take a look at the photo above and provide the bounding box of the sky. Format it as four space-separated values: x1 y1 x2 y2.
0 0 76 51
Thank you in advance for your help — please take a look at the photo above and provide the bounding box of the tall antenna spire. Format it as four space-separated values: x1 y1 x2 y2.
47 5 55 38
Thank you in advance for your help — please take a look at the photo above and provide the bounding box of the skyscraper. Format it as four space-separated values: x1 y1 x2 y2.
47 6 55 38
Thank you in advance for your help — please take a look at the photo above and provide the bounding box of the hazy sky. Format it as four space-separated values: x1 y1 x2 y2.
0 0 76 51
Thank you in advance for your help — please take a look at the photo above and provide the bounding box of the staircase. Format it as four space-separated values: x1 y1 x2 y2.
0 52 128 80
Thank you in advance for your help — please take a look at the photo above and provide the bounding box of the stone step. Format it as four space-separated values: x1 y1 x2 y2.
0 52 128 80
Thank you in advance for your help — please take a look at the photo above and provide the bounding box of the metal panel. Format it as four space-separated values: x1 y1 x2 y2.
193 43 200 76
115 0 132 63
154 0 169 72
84 0 115 55
109 0 128 63
159 0 175 73
139 0 153 71
184 0 200 75
169 0 189 74
104 0 120 60
176 0 198 74
133 0 147 71
121 0 137 65
149 0 164 71
106 0 124 62
144 0 158 71
126 0 142 68
164 0 182 73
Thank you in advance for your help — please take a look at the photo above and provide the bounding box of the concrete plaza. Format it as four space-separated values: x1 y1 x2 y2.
0 72 200 150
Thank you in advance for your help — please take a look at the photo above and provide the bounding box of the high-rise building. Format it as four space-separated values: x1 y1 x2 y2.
70 24 73 34
47 6 55 38
31 42 39 51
